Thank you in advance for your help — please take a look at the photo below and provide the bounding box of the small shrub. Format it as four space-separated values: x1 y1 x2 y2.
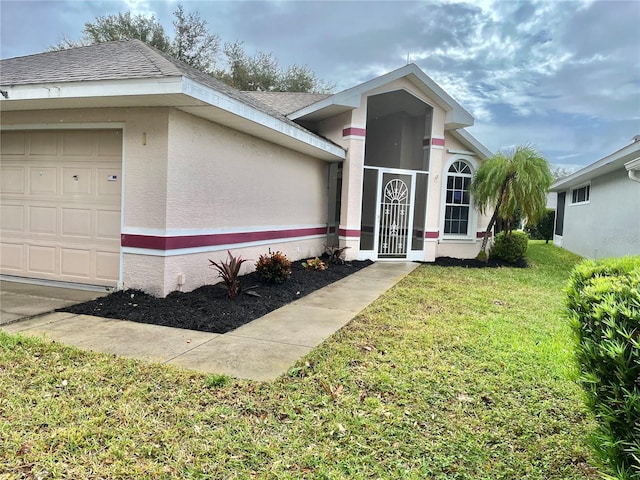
302 257 326 271
490 230 529 263
255 251 292 284
566 256 640 479
325 244 350 264
526 208 555 243
209 250 249 299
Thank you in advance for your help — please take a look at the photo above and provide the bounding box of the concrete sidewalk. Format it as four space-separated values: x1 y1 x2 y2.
1 262 418 381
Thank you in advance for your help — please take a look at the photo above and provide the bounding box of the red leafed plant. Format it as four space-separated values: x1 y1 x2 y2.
209 250 249 299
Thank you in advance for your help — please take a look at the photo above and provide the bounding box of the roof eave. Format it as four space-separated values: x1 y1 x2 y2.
550 142 640 191
0 77 345 162
448 129 493 160
288 64 474 128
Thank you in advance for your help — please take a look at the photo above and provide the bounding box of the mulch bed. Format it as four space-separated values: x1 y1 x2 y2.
59 259 373 334
59 255 526 335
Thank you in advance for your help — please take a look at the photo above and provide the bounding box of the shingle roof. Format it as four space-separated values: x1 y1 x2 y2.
243 91 331 116
0 40 328 140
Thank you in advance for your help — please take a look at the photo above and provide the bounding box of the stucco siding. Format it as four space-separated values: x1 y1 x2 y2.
560 168 640 258
166 109 328 230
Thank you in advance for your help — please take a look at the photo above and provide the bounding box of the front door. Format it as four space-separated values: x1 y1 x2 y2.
378 172 413 258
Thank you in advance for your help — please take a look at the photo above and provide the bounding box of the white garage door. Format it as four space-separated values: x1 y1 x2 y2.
0 129 122 286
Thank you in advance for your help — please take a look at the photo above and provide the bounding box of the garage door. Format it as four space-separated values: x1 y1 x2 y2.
0 129 122 286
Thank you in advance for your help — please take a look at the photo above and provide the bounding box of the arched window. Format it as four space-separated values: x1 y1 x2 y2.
444 160 472 235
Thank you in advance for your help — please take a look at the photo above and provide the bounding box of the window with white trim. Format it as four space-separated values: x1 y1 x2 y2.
444 160 472 235
571 184 590 204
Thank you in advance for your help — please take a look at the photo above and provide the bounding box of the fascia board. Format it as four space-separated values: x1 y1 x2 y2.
181 77 345 160
0 76 345 161
449 129 493 159
0 77 183 101
551 142 640 191
288 64 474 128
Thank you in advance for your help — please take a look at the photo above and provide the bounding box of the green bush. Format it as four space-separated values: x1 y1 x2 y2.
526 208 555 243
489 230 529 263
255 251 291 284
566 257 640 479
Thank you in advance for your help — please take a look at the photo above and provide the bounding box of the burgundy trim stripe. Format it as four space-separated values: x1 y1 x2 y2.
342 127 366 137
122 227 327 251
476 231 491 238
339 228 361 237
425 231 439 239
431 138 445 146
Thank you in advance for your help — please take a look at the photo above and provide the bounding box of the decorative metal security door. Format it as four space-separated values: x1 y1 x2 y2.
378 173 412 257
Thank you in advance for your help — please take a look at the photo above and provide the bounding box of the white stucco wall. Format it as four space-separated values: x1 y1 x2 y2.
559 168 640 259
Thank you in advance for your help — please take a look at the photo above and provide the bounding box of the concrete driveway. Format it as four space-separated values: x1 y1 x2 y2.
0 280 108 325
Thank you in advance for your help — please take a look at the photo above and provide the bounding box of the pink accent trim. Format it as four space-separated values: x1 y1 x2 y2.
342 127 366 137
121 227 327 251
425 231 439 239
339 228 360 238
431 138 445 147
476 231 492 238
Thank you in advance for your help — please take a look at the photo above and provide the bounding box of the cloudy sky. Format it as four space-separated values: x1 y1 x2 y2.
1 0 639 171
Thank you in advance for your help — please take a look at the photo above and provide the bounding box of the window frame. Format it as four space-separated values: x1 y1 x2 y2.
570 183 591 205
440 158 477 240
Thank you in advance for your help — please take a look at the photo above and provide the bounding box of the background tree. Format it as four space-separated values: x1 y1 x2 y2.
170 5 219 74
471 145 553 259
51 12 170 52
49 5 331 93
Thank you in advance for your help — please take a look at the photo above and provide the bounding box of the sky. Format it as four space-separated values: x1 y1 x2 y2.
1 0 639 172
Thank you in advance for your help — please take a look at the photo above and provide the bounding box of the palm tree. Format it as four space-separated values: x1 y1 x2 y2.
471 144 553 259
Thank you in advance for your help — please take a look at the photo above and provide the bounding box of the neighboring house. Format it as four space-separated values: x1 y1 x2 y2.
550 140 640 259
0 40 492 296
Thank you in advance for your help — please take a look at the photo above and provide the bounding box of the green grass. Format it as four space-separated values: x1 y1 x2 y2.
0 242 598 479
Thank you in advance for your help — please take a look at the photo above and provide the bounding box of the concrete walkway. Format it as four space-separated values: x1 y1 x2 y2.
1 262 418 381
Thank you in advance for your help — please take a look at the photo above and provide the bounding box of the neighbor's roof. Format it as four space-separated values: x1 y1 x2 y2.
550 139 640 191
0 40 345 162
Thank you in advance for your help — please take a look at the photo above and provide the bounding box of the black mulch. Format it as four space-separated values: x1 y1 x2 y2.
59 255 526 335
59 259 373 334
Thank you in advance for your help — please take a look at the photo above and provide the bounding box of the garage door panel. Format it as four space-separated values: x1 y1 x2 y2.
1 131 26 155
96 210 120 239
28 245 57 274
97 168 122 196
61 208 92 237
97 131 123 157
1 204 25 232
96 251 119 281
29 132 58 155
62 168 92 195
1 129 122 287
61 248 92 278
29 167 58 194
1 242 25 271
1 166 26 193
29 206 57 235
62 131 94 156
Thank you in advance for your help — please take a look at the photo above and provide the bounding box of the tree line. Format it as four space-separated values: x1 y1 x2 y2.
51 5 333 93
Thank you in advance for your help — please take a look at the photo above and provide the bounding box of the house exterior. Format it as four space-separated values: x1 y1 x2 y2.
550 140 640 259
0 40 492 296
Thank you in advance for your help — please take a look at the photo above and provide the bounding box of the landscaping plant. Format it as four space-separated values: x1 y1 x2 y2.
208 250 249 299
490 230 529 263
302 257 326 270
566 256 640 479
324 244 350 264
255 251 292 284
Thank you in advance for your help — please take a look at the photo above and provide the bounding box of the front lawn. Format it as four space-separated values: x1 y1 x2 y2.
0 242 597 479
